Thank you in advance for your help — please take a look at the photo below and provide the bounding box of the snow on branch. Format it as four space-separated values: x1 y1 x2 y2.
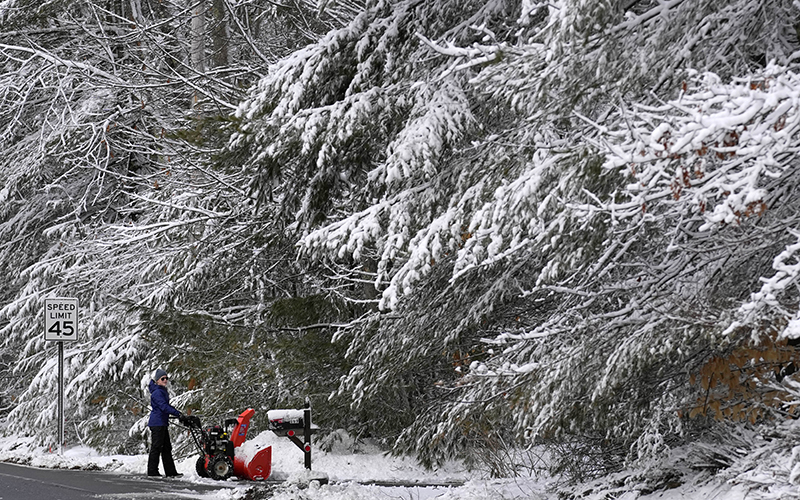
725 229 800 342
0 43 123 83
415 32 504 78
368 80 474 187
600 66 800 229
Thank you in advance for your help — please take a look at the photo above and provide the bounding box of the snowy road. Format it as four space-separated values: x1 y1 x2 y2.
0 461 234 500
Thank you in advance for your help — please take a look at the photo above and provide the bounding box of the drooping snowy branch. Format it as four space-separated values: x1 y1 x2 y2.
601 66 800 229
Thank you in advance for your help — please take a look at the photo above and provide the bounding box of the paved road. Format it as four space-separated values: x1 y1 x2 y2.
0 462 237 500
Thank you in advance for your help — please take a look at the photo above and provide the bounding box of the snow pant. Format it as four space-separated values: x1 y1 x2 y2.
147 425 178 476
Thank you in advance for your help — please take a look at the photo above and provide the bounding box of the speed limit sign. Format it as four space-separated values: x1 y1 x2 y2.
44 297 79 342
44 297 79 455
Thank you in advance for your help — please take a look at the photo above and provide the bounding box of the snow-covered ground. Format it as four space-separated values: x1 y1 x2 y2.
0 427 782 500
0 429 552 500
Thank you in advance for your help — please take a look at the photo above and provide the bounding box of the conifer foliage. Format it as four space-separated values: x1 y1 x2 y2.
232 0 800 470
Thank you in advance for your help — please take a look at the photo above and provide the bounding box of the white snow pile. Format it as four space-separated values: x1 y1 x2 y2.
4 423 800 499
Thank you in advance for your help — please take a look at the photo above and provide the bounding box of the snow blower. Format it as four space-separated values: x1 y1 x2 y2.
181 408 272 481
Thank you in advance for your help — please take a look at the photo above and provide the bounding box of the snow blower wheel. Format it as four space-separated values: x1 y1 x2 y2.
208 455 234 480
195 456 208 478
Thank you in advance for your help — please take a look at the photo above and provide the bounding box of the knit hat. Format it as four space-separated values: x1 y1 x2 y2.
154 368 168 381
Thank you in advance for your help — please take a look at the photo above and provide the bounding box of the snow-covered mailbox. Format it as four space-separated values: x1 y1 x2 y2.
268 406 318 470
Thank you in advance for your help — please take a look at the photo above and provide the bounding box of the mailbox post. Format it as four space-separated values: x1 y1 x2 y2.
267 400 316 470
303 405 311 469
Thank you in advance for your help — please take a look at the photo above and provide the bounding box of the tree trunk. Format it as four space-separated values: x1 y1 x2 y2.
129 0 144 25
190 0 206 74
210 0 229 68
190 0 206 107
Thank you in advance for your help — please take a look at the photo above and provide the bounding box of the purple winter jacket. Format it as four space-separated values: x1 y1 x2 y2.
148 379 181 427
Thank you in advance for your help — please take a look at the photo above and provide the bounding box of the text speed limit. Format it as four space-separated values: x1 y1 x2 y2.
44 297 79 342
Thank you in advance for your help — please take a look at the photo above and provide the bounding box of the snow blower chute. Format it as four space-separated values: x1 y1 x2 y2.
182 408 272 481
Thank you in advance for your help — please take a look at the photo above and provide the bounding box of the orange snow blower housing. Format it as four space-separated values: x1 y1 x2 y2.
181 408 271 481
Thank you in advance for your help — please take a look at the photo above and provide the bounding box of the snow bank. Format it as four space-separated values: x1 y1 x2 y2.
246 429 467 484
0 436 144 471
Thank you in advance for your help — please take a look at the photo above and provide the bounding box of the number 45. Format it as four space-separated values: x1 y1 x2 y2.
48 321 75 336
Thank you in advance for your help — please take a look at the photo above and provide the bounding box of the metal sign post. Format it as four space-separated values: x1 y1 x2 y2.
58 341 63 455
44 297 79 455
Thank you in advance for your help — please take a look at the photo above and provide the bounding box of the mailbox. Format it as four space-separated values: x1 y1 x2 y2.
267 409 308 436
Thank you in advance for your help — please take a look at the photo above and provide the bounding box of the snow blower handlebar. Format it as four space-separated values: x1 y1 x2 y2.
176 414 202 428
169 414 206 457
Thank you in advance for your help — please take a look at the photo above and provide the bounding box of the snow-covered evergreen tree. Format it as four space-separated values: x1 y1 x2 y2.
230 0 800 472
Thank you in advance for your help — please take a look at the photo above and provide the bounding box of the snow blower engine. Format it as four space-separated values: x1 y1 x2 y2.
181 408 272 481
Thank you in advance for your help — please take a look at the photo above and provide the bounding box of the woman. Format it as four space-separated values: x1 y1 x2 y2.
147 368 183 477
